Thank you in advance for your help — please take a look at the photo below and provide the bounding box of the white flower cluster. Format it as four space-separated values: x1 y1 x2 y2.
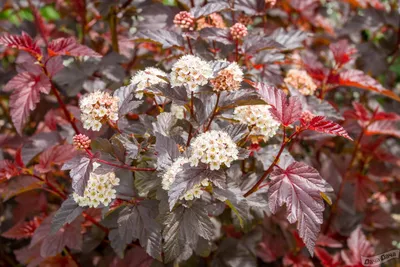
73 171 120 208
233 105 280 140
171 104 185 119
162 157 209 201
130 67 168 99
211 61 243 92
170 55 212 91
189 130 239 170
80 91 119 131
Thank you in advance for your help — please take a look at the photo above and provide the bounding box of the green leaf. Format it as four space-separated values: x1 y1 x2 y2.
40 5 60 21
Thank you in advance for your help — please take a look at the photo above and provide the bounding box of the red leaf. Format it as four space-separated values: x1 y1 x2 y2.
339 70 400 102
256 83 302 126
351 175 378 211
0 32 41 56
342 226 374 266
35 144 77 173
47 37 101 57
305 116 353 140
0 160 20 181
366 120 400 138
315 247 342 267
329 40 357 67
283 252 314 267
2 217 42 239
4 72 51 135
316 235 342 248
267 161 333 255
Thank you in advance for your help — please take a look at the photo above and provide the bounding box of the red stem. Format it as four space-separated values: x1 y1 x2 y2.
186 36 193 55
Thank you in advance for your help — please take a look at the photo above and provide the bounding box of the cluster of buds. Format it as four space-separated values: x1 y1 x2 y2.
197 13 226 30
284 69 317 96
230 23 248 40
73 134 91 149
210 62 243 92
173 11 195 31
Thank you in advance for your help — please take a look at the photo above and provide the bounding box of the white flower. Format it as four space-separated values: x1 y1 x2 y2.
130 67 168 99
284 69 317 96
233 105 280 140
162 157 207 201
189 130 239 170
171 104 185 119
211 60 243 92
80 91 119 131
73 171 120 208
170 55 212 91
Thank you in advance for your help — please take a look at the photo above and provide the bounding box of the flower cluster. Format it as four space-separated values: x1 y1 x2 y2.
211 62 243 92
171 104 185 119
284 69 317 96
197 13 226 30
173 11 195 31
130 67 168 99
80 91 119 131
189 130 239 170
170 55 212 91
162 157 209 201
233 105 280 140
73 171 120 208
230 23 248 39
73 134 91 149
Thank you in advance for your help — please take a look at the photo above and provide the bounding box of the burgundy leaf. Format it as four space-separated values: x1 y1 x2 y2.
4 72 51 135
0 159 21 181
351 174 378 211
329 40 357 67
283 252 314 267
315 247 342 267
62 153 94 196
0 32 41 56
341 226 374 266
339 69 400 102
316 235 342 248
305 116 353 140
366 120 400 138
268 161 333 255
256 83 302 126
35 144 77 173
2 217 42 240
47 37 101 57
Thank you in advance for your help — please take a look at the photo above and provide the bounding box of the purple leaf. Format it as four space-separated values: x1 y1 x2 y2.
0 31 41 56
267 161 333 255
48 37 101 57
62 154 94 196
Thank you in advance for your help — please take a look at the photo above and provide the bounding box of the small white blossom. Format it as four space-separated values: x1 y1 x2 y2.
80 91 119 131
170 55 212 91
73 171 120 208
162 157 208 201
130 67 168 99
284 69 317 96
233 105 280 140
171 104 185 119
189 130 239 170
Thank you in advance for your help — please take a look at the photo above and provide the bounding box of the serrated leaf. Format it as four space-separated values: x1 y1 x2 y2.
51 197 85 234
234 0 266 15
306 96 344 120
115 134 139 159
153 112 176 136
270 28 309 50
304 116 353 140
223 123 249 142
35 144 76 173
219 89 263 107
268 161 333 255
342 226 375 266
256 83 302 126
2 175 41 201
152 83 188 105
366 120 400 138
47 37 101 57
329 39 357 67
109 228 127 258
134 29 184 48
62 154 94 196
117 201 162 260
243 35 285 54
134 171 160 197
4 72 51 135
339 69 400 102
2 217 41 240
199 28 232 45
113 84 142 116
190 2 230 18
155 132 180 170
0 31 41 56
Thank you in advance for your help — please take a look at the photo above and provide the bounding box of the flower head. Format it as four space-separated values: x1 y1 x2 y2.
197 13 226 30
230 23 248 40
173 11 195 31
73 171 120 208
162 157 208 201
233 105 280 140
211 61 243 92
73 134 91 149
170 55 212 91
80 91 119 131
284 69 317 96
130 67 168 99
171 104 185 120
189 130 239 170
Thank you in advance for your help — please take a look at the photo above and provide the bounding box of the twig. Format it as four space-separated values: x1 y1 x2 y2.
204 92 220 131
110 6 119 53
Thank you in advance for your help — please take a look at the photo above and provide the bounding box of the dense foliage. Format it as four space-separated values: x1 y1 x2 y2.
0 0 399 266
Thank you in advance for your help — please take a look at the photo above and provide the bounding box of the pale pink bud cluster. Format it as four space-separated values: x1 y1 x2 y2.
230 23 248 40
73 134 91 149
284 69 317 96
174 11 195 31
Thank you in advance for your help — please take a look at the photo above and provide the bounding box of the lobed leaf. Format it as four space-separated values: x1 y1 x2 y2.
0 32 41 56
47 37 101 57
62 154 94 196
35 144 76 173
190 2 230 18
134 29 185 48
51 197 85 234
268 161 333 255
305 116 353 140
